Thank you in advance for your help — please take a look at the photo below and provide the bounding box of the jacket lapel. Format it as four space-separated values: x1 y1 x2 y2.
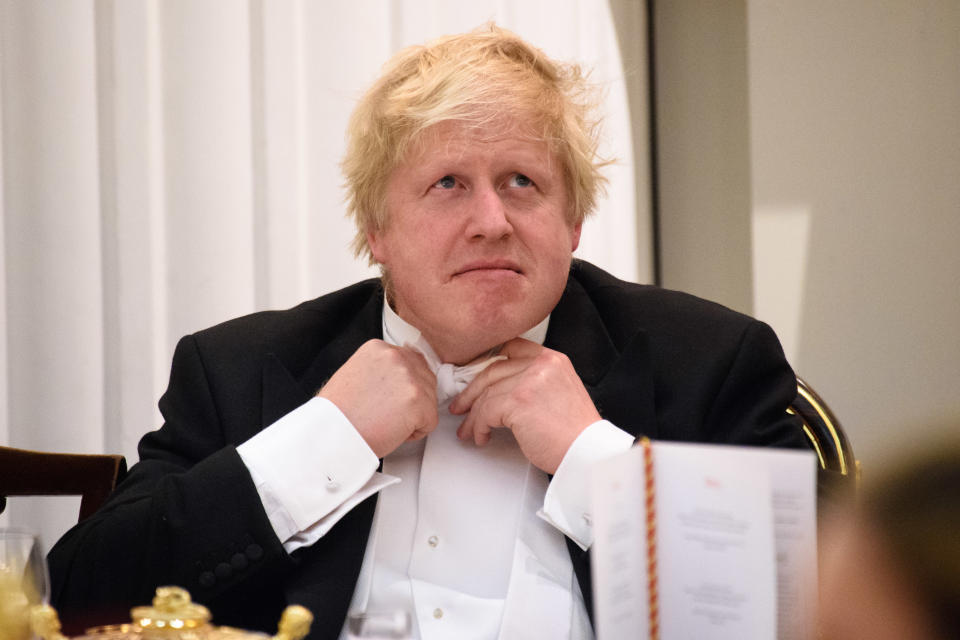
261 355 313 428
545 272 658 440
260 291 385 428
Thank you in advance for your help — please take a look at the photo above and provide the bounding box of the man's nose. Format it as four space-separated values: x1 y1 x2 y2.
465 186 513 240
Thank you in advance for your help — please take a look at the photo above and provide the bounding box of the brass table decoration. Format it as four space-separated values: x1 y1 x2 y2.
26 586 312 640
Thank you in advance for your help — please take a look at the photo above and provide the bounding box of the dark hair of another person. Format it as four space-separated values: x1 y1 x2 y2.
863 443 960 640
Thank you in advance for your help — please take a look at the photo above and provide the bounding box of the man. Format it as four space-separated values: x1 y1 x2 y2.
49 25 805 639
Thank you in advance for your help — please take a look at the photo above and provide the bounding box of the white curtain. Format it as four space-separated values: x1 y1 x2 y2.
0 0 649 549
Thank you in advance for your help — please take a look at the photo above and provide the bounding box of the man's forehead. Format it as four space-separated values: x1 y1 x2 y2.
405 118 553 164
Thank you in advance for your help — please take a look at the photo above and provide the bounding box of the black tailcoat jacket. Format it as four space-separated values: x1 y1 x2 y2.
49 261 805 637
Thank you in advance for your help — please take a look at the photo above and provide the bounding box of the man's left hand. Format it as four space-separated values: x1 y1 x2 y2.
449 338 601 474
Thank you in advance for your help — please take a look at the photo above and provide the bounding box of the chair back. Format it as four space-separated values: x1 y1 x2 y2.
790 377 859 481
0 446 126 522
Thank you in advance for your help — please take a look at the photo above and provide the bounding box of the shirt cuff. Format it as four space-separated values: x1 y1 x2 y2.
538 420 634 550
237 396 396 550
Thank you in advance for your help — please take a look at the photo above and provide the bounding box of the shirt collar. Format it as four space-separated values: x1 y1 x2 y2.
381 301 550 365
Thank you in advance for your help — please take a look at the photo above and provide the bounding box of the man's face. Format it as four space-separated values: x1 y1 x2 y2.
368 119 581 364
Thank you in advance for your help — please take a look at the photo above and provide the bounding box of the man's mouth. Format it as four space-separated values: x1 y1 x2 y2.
454 260 523 276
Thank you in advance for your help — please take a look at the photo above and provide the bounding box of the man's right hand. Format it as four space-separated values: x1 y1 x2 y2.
317 340 438 458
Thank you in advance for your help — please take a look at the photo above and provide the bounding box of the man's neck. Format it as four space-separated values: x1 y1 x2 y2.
381 302 550 366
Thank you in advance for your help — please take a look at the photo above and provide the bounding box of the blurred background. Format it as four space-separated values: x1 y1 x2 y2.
1 0 958 551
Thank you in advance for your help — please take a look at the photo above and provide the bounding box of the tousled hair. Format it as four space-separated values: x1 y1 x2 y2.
342 23 609 263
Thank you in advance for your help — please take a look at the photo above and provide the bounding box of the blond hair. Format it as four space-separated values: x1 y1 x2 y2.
342 24 609 263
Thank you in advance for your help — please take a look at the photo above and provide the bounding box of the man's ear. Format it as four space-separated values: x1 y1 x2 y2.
570 222 583 252
366 229 387 264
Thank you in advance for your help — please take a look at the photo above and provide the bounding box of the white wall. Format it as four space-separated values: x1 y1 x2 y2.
656 0 960 470
748 0 960 466
655 0 755 314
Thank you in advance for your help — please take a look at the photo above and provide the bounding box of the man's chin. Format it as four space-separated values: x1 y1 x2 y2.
433 315 535 364
465 314 539 348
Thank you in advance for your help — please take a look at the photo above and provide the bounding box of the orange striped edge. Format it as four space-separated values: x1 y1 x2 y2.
641 437 659 640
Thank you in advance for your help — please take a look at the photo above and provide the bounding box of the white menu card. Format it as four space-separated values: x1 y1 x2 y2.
591 441 817 640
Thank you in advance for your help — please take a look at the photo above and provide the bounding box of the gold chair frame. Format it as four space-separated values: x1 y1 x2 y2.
789 377 860 481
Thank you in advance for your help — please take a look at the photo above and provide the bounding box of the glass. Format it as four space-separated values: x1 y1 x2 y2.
345 611 412 640
0 529 50 640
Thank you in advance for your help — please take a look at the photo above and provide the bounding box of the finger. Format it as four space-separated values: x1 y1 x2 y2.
449 356 531 414
456 398 474 439
498 337 545 359
450 337 547 413
395 347 439 408
457 381 512 445
407 428 429 442
407 408 440 441
420 403 440 436
400 347 438 387
457 407 496 446
457 405 477 441
474 421 493 446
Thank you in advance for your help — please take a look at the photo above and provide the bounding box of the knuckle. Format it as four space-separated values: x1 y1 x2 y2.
360 338 386 356
513 384 537 405
475 386 491 405
541 349 560 363
402 381 426 404
385 346 407 366
541 350 570 369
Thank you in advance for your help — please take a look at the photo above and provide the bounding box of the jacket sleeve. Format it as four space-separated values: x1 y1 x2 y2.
48 334 296 634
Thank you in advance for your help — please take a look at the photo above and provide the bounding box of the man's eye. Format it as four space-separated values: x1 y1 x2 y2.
434 175 456 189
509 173 533 188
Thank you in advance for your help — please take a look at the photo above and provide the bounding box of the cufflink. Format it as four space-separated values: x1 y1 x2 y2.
325 475 340 491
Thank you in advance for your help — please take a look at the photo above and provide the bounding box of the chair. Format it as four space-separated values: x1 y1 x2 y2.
789 377 860 483
0 446 126 523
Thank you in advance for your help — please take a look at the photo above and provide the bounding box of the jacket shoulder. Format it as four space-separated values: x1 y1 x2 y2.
185 279 382 377
569 260 757 346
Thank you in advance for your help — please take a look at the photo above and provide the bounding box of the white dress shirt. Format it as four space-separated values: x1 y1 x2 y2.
237 306 634 638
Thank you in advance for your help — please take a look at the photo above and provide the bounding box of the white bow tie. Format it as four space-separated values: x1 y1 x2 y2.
380 301 548 404
407 335 507 403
